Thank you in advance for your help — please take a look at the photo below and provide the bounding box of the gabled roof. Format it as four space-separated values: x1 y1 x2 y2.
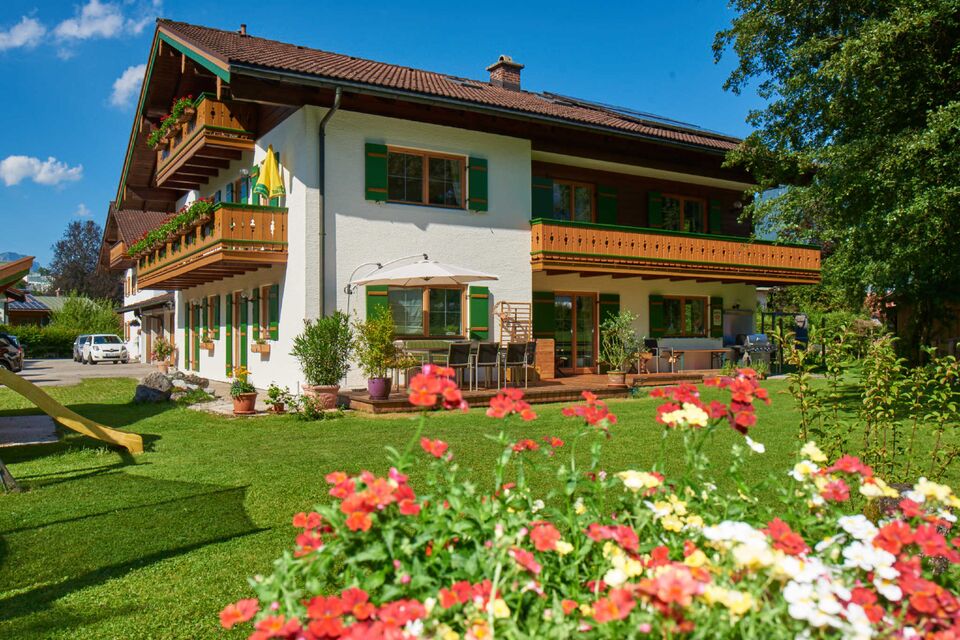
6 293 62 313
0 256 33 293
157 19 739 152
113 208 172 245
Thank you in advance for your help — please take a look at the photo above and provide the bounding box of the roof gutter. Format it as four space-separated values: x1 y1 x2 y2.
318 87 342 318
229 63 735 156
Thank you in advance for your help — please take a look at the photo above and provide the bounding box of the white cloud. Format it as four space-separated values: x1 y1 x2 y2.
74 203 92 217
0 17 46 52
0 156 83 187
110 63 146 107
54 0 159 41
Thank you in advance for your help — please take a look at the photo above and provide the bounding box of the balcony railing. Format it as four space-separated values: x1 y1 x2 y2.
108 241 131 270
530 219 821 284
155 94 258 190
136 202 287 290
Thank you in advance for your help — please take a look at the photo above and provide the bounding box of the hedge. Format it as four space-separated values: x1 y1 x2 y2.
0 324 77 359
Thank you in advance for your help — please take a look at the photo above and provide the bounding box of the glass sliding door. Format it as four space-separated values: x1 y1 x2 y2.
554 292 597 374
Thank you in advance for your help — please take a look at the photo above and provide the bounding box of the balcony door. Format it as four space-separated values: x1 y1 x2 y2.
554 293 597 374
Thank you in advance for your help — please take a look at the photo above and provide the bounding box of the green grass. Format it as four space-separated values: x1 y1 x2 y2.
0 376 952 639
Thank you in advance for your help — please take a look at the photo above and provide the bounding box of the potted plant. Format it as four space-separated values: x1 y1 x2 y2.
599 310 641 387
264 383 292 414
353 307 400 400
252 337 270 354
230 366 258 415
200 330 215 351
290 312 352 410
151 337 174 374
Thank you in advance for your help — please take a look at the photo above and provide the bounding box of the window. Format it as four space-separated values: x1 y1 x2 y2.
661 195 706 233
387 148 464 208
387 287 464 337
552 181 593 222
663 296 707 337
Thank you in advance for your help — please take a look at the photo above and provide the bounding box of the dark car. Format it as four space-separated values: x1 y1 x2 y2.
0 333 23 372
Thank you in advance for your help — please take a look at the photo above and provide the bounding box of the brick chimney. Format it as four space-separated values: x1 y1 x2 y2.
238 23 247 36
487 55 524 91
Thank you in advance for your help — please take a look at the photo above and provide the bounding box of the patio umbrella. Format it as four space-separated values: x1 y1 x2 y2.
349 259 499 287
253 145 285 199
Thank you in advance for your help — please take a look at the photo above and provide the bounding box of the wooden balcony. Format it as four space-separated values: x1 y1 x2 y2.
136 203 287 290
108 241 132 270
155 94 257 190
530 219 821 285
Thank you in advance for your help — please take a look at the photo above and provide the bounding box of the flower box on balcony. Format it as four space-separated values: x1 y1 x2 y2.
200 341 215 351
176 106 196 125
251 342 271 355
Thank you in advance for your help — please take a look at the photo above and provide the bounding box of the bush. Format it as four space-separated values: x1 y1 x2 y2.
221 370 960 639
49 294 121 336
291 312 352 386
0 323 75 358
353 307 400 380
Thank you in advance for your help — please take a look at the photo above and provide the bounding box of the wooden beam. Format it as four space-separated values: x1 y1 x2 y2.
216 76 222 100
183 157 231 169
181 52 186 74
175 166 220 177
128 185 181 201
193 147 242 160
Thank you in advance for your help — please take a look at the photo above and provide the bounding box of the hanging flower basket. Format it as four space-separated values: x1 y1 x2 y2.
176 105 196 125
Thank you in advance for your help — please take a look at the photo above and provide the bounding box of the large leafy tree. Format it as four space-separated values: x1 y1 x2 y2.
49 220 120 301
715 0 960 356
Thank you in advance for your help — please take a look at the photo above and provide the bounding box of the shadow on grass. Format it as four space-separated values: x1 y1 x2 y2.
0 472 265 627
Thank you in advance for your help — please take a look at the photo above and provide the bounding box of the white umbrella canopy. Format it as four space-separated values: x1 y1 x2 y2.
349 259 499 287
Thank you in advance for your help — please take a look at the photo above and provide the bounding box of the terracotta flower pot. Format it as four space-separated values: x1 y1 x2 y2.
270 403 285 414
232 392 258 415
302 384 339 410
367 377 392 400
606 371 627 387
156 362 169 374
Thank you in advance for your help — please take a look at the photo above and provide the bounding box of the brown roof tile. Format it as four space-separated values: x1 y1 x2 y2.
114 209 172 244
158 19 739 152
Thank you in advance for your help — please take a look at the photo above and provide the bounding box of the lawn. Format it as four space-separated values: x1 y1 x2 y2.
0 376 950 639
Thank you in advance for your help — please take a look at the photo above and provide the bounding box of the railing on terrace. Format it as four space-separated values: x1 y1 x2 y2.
530 218 821 284
108 242 129 269
135 202 287 290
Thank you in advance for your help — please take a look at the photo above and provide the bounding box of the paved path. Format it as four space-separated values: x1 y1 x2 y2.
17 359 156 387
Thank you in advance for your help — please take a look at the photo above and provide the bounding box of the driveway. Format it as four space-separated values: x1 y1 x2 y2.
16 359 156 387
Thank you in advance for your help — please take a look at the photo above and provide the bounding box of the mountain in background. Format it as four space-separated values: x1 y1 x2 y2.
0 252 42 272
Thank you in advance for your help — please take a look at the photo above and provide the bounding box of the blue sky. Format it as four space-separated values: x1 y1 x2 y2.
1 0 762 265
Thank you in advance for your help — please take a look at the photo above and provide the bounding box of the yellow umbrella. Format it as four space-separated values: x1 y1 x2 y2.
253 145 285 199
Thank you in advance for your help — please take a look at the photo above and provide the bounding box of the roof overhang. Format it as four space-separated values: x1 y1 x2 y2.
0 256 34 294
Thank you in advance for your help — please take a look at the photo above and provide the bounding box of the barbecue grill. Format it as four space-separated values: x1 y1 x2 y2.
732 333 776 366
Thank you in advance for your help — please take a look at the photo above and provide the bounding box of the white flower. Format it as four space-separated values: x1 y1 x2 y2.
838 515 878 542
531 499 545 513
644 500 673 518
800 441 828 463
405 619 424 637
815 535 843 553
842 541 896 573
790 460 820 481
744 436 766 454
914 477 953 502
937 509 958 523
874 577 903 602
617 470 662 492
603 567 627 587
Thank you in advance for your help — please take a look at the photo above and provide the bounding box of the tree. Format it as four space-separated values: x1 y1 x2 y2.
50 295 121 335
49 220 120 300
714 0 960 358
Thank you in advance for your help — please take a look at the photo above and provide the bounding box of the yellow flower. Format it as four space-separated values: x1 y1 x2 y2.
684 514 704 530
468 619 491 640
617 470 663 492
668 494 688 516
684 549 709 568
724 590 755 617
579 604 595 617
682 402 709 427
800 441 827 463
574 499 586 515
555 540 574 556
914 477 954 502
661 514 685 532
438 625 460 640
860 477 899 499
489 598 511 619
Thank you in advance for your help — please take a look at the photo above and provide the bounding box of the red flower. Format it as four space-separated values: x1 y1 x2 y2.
420 437 448 458
295 531 323 557
849 587 885 623
585 523 639 553
821 479 851 502
530 522 561 551
408 373 441 407
509 547 542 574
487 389 536 420
376 599 426 627
346 511 372 532
561 599 578 615
763 517 809 555
593 588 635 622
637 564 704 608
306 595 344 637
339 588 374 621
220 598 259 629
292 511 322 530
899 498 924 519
512 439 540 452
874 521 915 555
252 615 301 639
914 523 953 558
563 391 617 429
825 455 874 478
543 436 565 448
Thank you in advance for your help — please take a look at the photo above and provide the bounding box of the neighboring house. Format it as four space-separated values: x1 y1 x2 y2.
4 294 66 326
99 19 821 390
99 203 176 363
0 256 34 323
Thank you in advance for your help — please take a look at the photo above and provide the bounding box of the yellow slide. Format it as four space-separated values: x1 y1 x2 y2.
0 367 144 454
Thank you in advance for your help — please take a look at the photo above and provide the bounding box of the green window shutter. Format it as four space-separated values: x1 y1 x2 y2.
192 303 200 370
269 284 279 341
468 286 490 340
710 297 724 338
252 288 260 341
183 301 191 370
532 291 555 338
599 293 620 326
365 143 388 202
648 191 663 228
467 157 488 212
597 186 618 225
225 294 233 376
532 177 553 219
213 295 221 340
201 297 208 339
366 285 389 318
649 294 666 338
239 295 248 368
709 199 723 235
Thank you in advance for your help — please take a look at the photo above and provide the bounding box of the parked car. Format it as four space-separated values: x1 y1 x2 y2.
73 335 90 362
80 334 129 365
0 334 23 372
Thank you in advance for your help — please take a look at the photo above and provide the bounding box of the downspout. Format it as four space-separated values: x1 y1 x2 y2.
318 86 342 317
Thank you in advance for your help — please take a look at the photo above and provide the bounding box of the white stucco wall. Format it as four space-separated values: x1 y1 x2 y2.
321 108 533 387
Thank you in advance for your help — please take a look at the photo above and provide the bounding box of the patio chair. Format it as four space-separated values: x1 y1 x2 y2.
474 341 501 390
445 341 472 389
504 342 529 388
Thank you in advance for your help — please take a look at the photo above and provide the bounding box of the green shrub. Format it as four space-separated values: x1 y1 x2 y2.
0 323 76 358
50 295 121 335
291 312 353 386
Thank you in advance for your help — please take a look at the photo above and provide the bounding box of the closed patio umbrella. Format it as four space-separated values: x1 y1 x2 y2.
349 259 498 288
253 145 285 199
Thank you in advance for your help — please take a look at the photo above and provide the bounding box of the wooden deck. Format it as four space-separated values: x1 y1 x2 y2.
344 371 707 414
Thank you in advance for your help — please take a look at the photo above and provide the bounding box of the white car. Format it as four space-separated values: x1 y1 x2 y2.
81 334 129 365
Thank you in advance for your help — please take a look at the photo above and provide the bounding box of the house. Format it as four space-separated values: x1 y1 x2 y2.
99 203 176 362
3 293 66 326
0 256 34 324
99 19 820 390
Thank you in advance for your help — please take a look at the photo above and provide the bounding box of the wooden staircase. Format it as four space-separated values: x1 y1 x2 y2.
495 301 532 344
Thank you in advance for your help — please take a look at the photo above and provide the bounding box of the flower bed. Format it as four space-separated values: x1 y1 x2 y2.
221 368 960 639
127 198 213 258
